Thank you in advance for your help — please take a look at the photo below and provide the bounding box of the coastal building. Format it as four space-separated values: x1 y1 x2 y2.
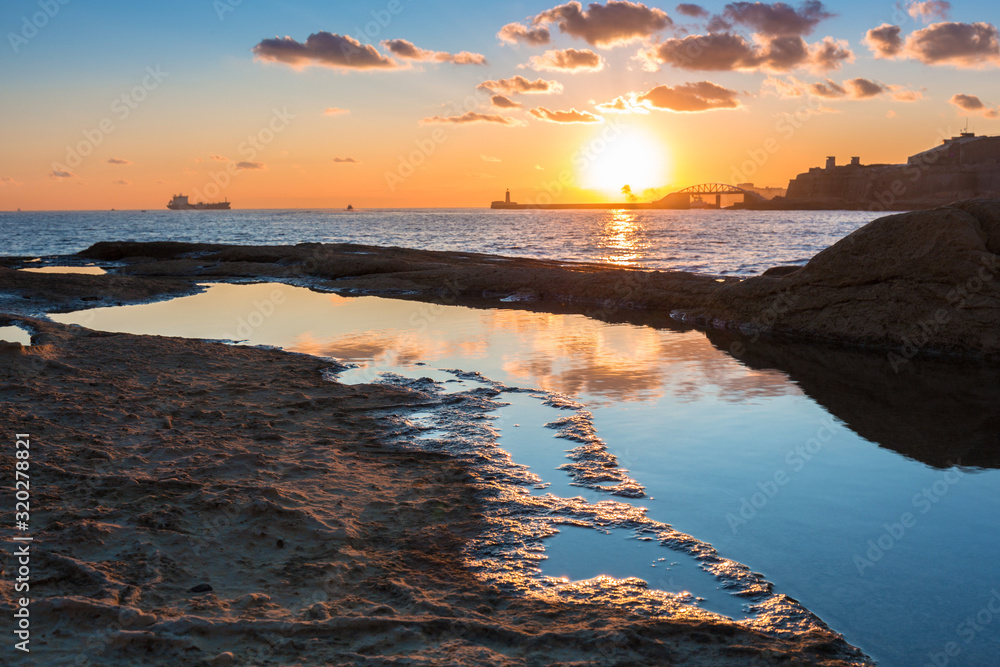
780 133 1000 209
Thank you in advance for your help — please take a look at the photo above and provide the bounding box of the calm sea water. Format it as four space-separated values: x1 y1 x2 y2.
0 208 882 276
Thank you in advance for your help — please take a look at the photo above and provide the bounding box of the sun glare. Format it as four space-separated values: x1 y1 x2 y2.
581 128 669 199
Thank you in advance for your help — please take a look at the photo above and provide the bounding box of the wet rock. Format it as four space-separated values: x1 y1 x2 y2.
189 583 213 593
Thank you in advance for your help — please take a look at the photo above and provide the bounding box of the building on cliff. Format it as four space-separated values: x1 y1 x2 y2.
777 133 1000 210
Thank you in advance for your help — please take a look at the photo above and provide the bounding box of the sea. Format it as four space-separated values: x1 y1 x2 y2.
6 207 999 666
0 208 882 275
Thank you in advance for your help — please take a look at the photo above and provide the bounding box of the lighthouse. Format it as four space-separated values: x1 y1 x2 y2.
505 188 511 204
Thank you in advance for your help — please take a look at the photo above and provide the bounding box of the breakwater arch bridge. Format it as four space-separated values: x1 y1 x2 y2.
655 183 766 209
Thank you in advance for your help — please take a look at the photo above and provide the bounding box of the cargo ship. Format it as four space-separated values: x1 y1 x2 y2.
166 194 231 210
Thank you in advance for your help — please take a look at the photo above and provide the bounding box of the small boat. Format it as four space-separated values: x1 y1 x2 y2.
347 204 354 211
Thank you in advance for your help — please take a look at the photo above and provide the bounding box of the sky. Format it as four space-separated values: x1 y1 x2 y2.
1 0 998 209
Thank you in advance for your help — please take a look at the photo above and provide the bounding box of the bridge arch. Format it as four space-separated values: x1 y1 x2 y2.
657 183 765 208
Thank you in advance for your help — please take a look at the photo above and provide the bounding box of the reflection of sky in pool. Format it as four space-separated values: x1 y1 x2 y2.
53 282 1000 667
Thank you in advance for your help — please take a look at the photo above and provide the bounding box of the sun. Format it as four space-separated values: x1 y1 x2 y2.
580 127 669 198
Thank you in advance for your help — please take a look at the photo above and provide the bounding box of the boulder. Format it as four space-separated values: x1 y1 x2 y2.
686 200 1000 357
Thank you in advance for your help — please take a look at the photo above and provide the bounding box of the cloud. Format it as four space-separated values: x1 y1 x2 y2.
530 1 673 48
332 157 360 163
49 169 75 179
324 107 349 116
526 48 605 71
635 81 741 111
950 93 999 118
535 164 544 170
381 39 487 65
478 75 564 95
497 22 552 46
760 74 807 97
107 157 131 165
808 78 846 97
722 1 834 36
252 32 397 70
864 23 903 58
210 154 228 162
904 22 1000 68
481 155 502 162
808 36 853 71
676 3 709 18
236 161 266 170
529 106 604 123
638 31 852 72
112 179 131 185
907 0 950 22
0 176 21 186
890 88 922 102
844 77 888 98
420 112 520 125
491 94 523 109
467 172 496 179
596 95 651 113
768 75 915 101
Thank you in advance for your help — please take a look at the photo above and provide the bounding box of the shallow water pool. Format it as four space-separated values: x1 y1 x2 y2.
52 282 1000 666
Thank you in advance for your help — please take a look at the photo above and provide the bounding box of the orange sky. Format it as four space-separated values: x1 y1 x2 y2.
1 1 997 210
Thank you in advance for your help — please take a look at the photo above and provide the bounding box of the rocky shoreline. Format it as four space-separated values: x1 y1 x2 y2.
3 200 997 359
0 318 872 665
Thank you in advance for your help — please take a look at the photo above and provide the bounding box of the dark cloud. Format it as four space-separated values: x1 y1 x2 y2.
236 161 266 170
904 21 1000 68
529 106 603 123
49 170 75 179
707 15 733 32
676 3 709 18
640 31 851 71
491 95 523 109
864 23 903 58
478 75 564 95
907 1 950 22
641 32 758 70
420 112 520 125
252 32 397 70
844 77 887 98
210 154 228 161
381 39 487 65
107 157 131 165
532 1 673 48
112 179 131 185
722 1 834 36
527 48 605 71
332 157 359 163
637 81 741 111
497 22 552 46
950 93 999 118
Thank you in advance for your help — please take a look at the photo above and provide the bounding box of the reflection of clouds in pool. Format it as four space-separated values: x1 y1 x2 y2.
483 309 796 404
